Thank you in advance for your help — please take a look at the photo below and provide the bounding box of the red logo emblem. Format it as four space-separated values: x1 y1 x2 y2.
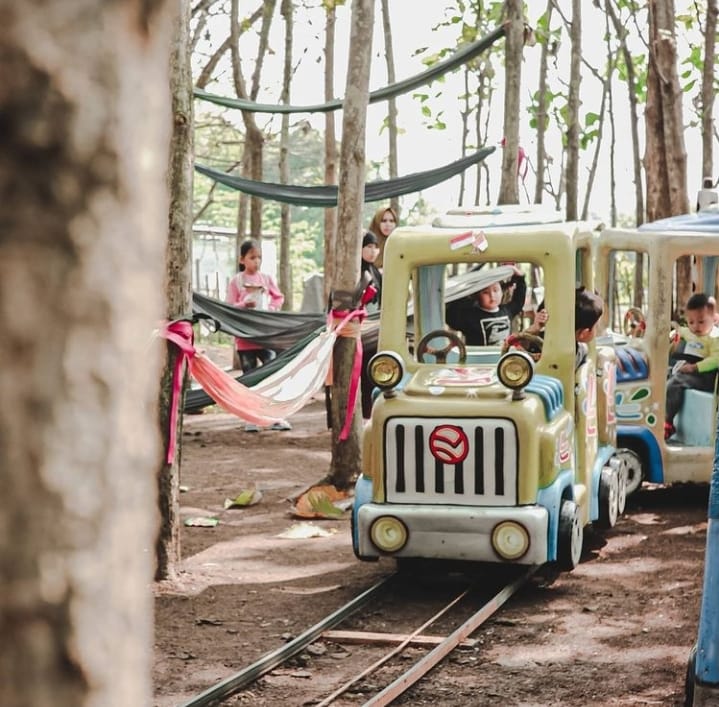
429 425 469 465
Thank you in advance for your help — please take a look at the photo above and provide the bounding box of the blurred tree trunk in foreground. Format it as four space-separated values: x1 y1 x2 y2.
0 2 175 706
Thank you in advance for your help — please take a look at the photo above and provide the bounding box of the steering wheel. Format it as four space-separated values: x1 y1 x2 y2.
416 329 467 364
502 332 544 361
623 307 646 338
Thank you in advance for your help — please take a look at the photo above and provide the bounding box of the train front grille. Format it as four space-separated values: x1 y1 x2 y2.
383 418 518 505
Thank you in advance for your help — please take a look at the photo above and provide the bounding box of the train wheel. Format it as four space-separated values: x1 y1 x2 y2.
557 499 583 571
616 459 627 516
616 447 644 496
597 466 619 529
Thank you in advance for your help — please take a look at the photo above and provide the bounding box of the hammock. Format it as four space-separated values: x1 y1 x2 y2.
163 306 367 460
184 327 324 411
194 25 506 114
193 292 326 350
195 146 496 207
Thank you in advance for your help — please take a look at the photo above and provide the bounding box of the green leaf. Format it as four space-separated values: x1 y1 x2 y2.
307 491 344 518
224 488 263 509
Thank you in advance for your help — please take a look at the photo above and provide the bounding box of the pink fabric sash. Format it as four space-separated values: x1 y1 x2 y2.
158 302 369 462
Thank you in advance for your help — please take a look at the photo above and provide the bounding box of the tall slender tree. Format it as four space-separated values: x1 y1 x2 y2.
498 0 523 204
327 0 375 489
565 0 582 220
156 0 194 581
230 0 276 248
323 0 340 303
380 0 400 219
0 2 175 704
606 0 646 226
701 0 717 184
534 0 555 205
278 0 294 309
645 0 690 309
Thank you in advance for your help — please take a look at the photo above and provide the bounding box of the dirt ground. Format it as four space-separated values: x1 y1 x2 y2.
153 351 710 707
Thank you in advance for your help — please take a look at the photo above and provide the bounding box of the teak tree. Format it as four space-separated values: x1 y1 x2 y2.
0 2 176 705
327 0 375 490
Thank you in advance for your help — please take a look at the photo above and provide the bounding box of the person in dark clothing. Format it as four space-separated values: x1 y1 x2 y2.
360 231 383 419
446 267 527 345
361 231 382 312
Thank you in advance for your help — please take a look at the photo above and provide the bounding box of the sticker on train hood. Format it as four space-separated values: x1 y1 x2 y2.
558 428 571 465
426 367 496 387
428 425 470 465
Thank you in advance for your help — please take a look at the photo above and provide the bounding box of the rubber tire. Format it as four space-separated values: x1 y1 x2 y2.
597 466 619 529
616 446 644 496
557 499 583 571
616 460 628 516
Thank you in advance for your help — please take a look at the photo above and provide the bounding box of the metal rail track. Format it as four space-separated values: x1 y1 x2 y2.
177 574 394 707
177 566 536 707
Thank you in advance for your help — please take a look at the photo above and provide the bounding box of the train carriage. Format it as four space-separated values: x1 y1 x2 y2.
595 209 719 494
352 207 626 571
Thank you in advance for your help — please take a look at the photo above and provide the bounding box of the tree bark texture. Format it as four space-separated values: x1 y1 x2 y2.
606 0 645 226
156 0 194 581
497 0 523 205
0 2 174 706
701 0 717 184
645 0 690 307
644 0 689 223
329 0 375 489
323 2 338 303
380 0 400 219
534 0 553 204
279 0 294 309
230 0 274 244
564 0 581 221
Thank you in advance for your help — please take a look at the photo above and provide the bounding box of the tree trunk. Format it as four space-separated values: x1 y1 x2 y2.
328 0 375 490
534 0 554 204
644 0 690 304
323 2 338 304
498 0 523 205
702 0 717 184
644 0 689 222
0 2 175 705
279 0 293 309
156 0 193 581
606 0 645 226
564 0 581 220
230 0 275 247
380 0 400 218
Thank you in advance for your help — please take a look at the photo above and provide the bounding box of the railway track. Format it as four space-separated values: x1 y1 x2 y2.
177 564 537 707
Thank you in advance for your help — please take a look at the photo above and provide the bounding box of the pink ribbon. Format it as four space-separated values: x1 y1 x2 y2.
158 320 196 464
331 306 367 441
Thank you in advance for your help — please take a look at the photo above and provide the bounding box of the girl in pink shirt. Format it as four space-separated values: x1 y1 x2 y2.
226 239 284 372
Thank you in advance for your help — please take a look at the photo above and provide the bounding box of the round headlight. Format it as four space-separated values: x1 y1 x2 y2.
368 351 404 390
497 350 535 390
491 521 530 560
370 516 408 553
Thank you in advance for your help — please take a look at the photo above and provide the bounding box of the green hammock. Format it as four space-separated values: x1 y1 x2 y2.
194 25 506 114
195 145 496 207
